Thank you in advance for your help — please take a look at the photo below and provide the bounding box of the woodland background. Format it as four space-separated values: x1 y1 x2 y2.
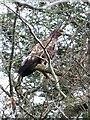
0 0 90 119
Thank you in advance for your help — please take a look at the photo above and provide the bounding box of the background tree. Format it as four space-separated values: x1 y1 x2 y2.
0 0 90 119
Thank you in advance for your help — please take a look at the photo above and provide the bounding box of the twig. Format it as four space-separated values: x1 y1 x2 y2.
39 95 48 119
73 57 90 75
49 60 67 98
0 85 11 97
19 105 36 119
41 103 52 119
53 102 69 119
0 85 35 119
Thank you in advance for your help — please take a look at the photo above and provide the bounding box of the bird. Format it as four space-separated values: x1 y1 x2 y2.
18 29 66 78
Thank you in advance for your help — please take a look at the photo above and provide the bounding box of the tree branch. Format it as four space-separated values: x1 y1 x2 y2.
0 85 35 119
14 0 90 11
8 5 18 97
0 85 11 97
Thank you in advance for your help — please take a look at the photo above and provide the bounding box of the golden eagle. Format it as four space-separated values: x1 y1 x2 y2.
18 29 65 77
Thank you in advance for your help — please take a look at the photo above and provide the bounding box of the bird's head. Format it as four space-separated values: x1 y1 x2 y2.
50 29 71 39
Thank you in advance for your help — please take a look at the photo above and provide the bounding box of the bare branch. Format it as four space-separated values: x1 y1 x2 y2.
0 85 11 97
8 5 18 97
14 1 45 11
0 85 35 119
14 0 90 11
19 105 36 119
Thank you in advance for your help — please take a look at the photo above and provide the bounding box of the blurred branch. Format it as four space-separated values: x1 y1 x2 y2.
0 85 35 119
41 104 52 119
14 1 45 11
14 0 90 11
73 57 90 76
0 85 11 97
64 102 88 118
39 95 48 119
19 105 36 119
48 59 67 99
86 11 90 118
8 5 18 96
0 85 16 112
54 102 69 119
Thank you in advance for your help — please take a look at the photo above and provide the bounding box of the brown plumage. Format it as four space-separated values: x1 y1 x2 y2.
18 29 64 77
